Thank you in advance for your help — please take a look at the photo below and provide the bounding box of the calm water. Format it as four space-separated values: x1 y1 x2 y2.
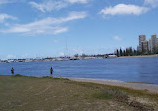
0 57 158 83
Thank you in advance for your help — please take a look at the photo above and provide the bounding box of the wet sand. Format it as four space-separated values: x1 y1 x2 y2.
69 78 158 93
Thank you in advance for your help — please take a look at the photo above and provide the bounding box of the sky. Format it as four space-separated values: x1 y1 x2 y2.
0 0 158 59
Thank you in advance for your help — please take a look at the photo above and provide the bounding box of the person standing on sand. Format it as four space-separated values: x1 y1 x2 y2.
50 67 53 77
11 67 14 75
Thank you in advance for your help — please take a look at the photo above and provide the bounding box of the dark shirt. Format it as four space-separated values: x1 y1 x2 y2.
11 69 14 74
50 68 53 74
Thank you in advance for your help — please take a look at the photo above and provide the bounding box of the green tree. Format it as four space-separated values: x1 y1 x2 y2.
81 53 86 58
129 47 133 56
116 49 119 57
133 49 137 56
120 48 123 56
74 54 79 57
126 48 129 56
123 50 126 56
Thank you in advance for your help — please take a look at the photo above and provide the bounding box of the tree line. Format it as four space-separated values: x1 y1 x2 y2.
115 47 141 57
115 46 158 57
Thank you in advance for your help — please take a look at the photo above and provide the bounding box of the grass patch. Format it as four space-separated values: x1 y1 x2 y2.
105 85 158 101
65 80 157 110
0 75 157 111
42 76 53 78
92 89 154 111
128 101 154 111
14 74 24 77
92 88 128 100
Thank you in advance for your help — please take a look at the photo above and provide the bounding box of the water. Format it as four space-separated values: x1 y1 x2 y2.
0 57 158 83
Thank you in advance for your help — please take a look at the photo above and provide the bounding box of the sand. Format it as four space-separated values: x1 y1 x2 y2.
69 78 158 93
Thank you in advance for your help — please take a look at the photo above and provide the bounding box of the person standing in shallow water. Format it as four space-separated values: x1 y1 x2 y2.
50 67 53 77
11 67 14 75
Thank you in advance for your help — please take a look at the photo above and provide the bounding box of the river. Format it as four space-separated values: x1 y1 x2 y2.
0 57 158 83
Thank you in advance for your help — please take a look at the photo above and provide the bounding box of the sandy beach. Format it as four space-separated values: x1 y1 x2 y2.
69 78 158 93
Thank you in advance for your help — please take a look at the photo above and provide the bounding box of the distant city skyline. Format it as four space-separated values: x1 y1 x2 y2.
1 0 158 59
138 33 158 54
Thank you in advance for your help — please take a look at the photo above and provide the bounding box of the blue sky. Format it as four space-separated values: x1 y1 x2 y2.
0 0 158 59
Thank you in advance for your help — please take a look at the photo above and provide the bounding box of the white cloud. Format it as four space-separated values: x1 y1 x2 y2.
66 0 89 4
144 0 158 7
113 36 122 41
0 11 87 35
100 4 149 16
29 1 67 13
0 14 17 23
29 0 89 12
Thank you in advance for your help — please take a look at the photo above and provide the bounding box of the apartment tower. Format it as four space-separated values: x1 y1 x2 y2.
139 35 146 52
149 34 157 53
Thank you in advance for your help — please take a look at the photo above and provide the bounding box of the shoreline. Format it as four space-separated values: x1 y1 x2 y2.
118 54 158 58
1 75 158 93
1 54 158 63
69 77 158 93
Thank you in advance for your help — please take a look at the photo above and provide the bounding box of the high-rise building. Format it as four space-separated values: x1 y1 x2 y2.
149 34 157 53
156 38 158 50
149 38 151 52
138 33 158 54
142 40 148 54
139 35 146 52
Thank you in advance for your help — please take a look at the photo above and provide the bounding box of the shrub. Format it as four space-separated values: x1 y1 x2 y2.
93 88 129 101
14 74 23 77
